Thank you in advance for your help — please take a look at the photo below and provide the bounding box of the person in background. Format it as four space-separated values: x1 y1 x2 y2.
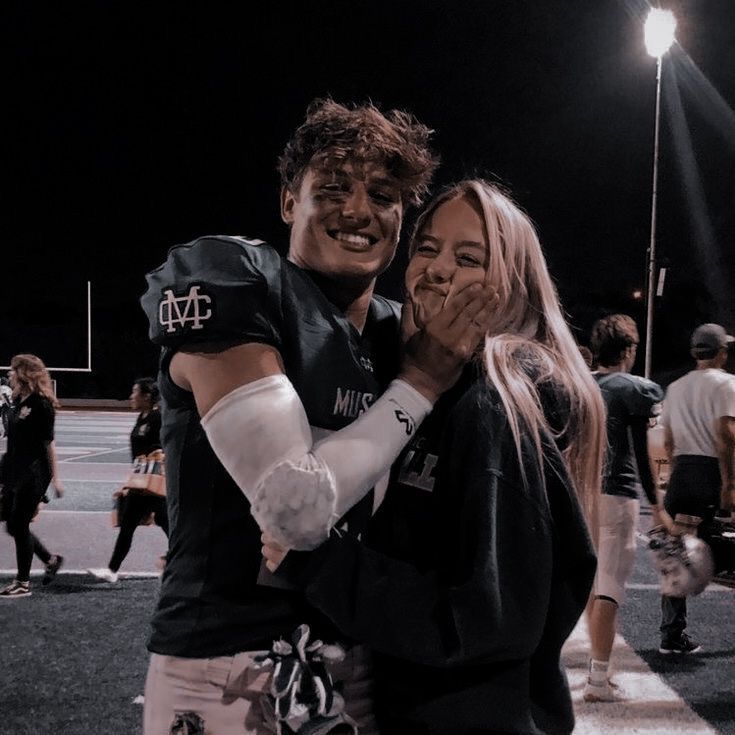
0 376 13 437
0 354 64 598
584 314 663 701
657 322 735 654
264 180 606 734
88 378 168 584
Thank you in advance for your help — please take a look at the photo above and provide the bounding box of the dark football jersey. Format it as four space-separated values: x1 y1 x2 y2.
594 372 663 499
140 236 401 657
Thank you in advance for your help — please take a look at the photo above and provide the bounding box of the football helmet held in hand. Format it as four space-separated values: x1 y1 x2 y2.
647 526 715 597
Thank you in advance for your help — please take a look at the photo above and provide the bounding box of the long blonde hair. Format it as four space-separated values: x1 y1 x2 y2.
10 354 59 408
411 181 605 534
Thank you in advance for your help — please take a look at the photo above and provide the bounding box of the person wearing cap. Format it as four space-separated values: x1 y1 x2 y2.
657 322 735 654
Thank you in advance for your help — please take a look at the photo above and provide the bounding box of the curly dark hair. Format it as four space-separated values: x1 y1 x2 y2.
277 98 439 207
590 314 639 368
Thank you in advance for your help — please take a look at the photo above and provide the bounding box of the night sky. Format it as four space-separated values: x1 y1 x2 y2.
5 1 735 398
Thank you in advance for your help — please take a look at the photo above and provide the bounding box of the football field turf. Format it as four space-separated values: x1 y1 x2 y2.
0 411 733 733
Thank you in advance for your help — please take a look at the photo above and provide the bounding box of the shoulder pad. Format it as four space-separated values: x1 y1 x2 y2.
597 373 664 415
623 374 664 415
141 236 283 349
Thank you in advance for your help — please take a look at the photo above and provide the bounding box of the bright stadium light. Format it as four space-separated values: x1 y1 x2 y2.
643 8 676 378
644 8 677 58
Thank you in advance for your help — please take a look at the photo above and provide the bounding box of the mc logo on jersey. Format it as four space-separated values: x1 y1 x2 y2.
159 285 213 333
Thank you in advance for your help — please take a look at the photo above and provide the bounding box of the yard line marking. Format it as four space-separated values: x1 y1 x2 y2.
57 446 112 454
39 510 112 515
60 447 131 461
564 617 716 734
0 569 161 578
626 582 732 593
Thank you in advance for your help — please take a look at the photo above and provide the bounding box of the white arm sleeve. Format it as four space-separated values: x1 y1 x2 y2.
201 374 432 550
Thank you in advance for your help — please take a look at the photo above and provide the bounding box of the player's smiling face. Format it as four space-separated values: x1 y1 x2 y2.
406 195 489 329
282 158 404 284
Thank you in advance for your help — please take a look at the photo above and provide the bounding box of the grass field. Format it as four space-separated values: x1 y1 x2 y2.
2 570 731 735
1 413 733 734
0 575 156 733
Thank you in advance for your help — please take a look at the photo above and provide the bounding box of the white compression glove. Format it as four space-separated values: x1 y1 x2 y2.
201 374 432 550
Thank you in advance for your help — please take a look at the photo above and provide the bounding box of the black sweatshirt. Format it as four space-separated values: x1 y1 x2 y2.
280 374 596 734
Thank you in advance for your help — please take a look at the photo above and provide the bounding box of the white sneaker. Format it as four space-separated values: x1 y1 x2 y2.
87 567 119 583
583 679 625 703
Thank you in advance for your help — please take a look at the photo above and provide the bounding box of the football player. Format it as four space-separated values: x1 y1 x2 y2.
140 99 495 734
585 314 664 701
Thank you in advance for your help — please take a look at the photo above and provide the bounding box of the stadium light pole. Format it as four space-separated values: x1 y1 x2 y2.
643 8 676 379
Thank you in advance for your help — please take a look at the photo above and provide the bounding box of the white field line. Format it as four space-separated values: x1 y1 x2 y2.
55 466 130 481
564 617 716 734
39 510 111 514
57 447 113 455
58 413 132 416
626 582 733 593
59 448 129 461
0 569 160 578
